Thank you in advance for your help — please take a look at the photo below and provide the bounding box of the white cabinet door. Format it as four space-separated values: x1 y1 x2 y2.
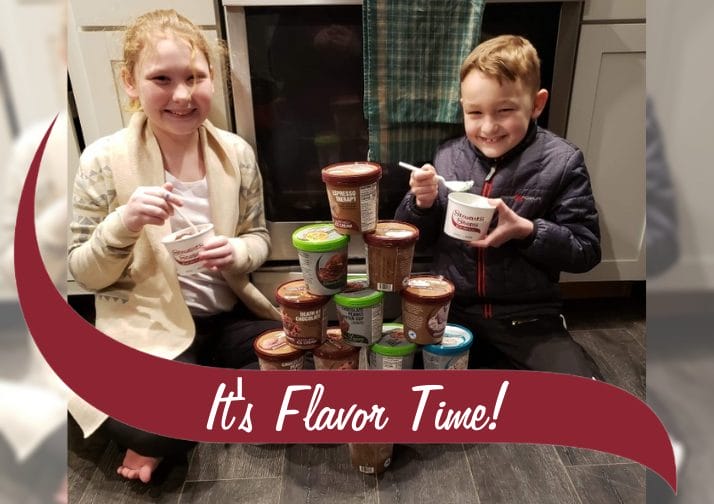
72 0 217 27
563 23 645 282
583 0 645 21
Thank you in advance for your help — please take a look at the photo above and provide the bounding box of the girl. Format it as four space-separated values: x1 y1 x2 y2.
68 9 281 483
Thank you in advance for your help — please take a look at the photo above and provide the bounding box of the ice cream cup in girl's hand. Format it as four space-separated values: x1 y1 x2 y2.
443 193 496 241
161 223 215 274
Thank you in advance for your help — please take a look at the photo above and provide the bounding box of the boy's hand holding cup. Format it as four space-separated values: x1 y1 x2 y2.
468 198 534 248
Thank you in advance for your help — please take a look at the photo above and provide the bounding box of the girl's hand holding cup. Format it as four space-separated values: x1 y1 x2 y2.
199 235 234 271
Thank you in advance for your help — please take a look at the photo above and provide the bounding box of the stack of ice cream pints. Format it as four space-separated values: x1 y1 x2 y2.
252 162 475 475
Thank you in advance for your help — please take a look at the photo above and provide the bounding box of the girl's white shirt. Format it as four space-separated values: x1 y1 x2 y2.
165 170 238 315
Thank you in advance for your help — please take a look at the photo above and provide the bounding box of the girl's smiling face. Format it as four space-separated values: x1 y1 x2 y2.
461 70 548 159
124 36 214 139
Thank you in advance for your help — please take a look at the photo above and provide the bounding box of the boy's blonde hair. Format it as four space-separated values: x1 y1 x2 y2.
460 35 541 95
121 9 225 111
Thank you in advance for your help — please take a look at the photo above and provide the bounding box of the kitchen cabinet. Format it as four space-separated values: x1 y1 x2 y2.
71 0 217 27
562 22 645 281
582 0 645 22
68 0 230 147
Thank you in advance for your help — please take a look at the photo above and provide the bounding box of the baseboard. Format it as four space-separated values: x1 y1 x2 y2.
560 281 638 299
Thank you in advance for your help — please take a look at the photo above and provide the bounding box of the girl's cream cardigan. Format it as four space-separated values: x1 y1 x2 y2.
68 113 280 436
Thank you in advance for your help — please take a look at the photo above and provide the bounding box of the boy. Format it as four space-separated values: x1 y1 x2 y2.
395 35 602 378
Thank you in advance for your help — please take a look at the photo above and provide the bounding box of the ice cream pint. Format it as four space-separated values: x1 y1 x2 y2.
292 223 349 295
161 223 215 274
401 274 455 345
275 279 330 350
321 162 382 234
313 327 360 370
348 443 393 475
422 324 474 370
364 220 419 292
369 323 417 370
333 287 384 346
253 329 305 370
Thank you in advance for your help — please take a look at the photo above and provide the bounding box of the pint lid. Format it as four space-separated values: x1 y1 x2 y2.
370 323 417 356
422 324 474 355
334 288 384 308
275 279 331 309
321 162 382 186
363 220 419 247
253 329 304 361
313 327 360 359
292 223 350 252
401 274 455 304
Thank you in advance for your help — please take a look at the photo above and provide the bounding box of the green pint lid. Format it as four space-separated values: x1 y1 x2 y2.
292 223 349 252
334 288 384 308
371 323 417 357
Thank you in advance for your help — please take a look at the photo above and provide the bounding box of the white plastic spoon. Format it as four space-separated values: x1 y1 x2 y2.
164 191 199 235
398 162 474 192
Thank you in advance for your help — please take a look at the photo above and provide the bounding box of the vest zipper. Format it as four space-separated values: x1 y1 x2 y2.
478 161 497 319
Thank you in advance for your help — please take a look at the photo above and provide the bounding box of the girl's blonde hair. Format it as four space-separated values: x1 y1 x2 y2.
460 35 541 96
121 9 225 111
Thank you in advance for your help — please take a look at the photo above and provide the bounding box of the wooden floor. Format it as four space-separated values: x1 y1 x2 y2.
68 296 646 504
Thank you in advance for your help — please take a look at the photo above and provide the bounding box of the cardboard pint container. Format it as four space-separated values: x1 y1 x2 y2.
443 192 496 241
161 223 215 274
321 161 382 234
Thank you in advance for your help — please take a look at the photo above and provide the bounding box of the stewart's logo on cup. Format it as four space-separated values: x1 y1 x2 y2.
444 193 496 241
451 208 486 233
161 223 215 275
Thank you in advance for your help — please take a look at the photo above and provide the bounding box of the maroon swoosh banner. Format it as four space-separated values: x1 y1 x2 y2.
16 118 676 493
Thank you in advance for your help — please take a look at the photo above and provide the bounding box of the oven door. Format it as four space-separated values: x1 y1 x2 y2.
222 0 583 310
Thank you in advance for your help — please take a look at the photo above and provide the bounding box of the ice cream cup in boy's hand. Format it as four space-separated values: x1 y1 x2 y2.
161 223 215 274
443 192 496 242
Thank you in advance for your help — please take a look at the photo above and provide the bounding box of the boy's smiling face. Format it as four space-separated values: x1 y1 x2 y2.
461 70 548 159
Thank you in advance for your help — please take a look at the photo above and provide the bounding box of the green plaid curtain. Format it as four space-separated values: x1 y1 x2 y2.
363 0 485 163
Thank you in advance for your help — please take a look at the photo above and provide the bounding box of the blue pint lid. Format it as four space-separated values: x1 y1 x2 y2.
422 324 474 356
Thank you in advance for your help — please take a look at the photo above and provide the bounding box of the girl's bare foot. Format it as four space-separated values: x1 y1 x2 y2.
116 449 162 483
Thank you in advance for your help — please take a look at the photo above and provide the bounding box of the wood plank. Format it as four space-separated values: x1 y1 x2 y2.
555 446 631 467
464 444 582 504
566 463 644 504
68 415 111 503
181 479 282 503
377 444 479 503
186 443 285 481
280 444 378 504
570 329 645 399
628 320 645 350
75 441 186 504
